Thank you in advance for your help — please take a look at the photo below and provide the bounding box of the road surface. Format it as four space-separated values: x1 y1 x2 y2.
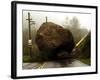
22 59 88 69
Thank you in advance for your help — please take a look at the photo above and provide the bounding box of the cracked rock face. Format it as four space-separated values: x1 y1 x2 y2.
35 22 75 59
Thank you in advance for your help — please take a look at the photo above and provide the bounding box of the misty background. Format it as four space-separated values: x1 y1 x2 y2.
22 10 90 64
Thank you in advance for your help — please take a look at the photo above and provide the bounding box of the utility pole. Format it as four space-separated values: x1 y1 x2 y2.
26 12 33 58
31 20 36 43
46 16 48 23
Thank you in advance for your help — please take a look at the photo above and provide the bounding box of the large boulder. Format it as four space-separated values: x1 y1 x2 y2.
35 22 75 60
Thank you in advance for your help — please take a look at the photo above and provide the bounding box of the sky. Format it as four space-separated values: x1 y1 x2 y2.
23 10 91 31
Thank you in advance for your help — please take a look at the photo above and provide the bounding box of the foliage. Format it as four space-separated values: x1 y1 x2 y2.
79 58 91 65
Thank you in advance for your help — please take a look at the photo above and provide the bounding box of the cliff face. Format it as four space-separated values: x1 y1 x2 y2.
35 22 75 60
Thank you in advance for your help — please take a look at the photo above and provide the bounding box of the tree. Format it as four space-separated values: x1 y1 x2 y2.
63 16 88 44
63 17 70 29
70 16 80 28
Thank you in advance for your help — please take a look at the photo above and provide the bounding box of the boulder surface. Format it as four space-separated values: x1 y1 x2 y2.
35 22 75 60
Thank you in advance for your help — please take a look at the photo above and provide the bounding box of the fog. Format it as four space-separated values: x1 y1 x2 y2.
22 10 91 63
23 10 91 31
22 10 90 45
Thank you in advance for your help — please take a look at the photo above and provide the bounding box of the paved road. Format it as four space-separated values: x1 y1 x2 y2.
67 60 88 67
22 59 88 69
